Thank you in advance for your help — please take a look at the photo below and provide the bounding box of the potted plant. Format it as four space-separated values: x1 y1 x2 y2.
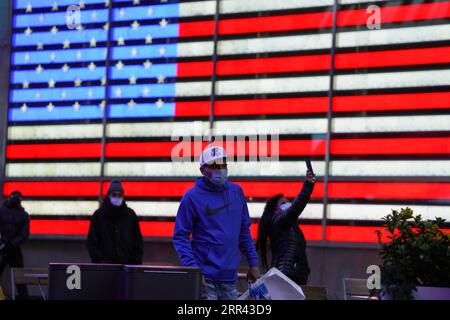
376 207 450 300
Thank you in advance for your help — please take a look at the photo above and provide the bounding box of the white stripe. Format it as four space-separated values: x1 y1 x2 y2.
177 69 450 97
337 24 450 48
333 115 450 133
335 69 450 91
218 34 332 55
105 161 326 177
107 121 210 138
328 204 450 221
6 163 101 178
213 118 327 135
7 124 103 141
23 201 98 216
23 200 323 219
215 76 330 96
220 0 388 14
179 1 216 17
177 41 213 57
217 24 450 56
330 160 450 176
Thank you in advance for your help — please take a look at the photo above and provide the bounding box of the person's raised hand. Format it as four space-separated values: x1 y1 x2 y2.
306 170 316 183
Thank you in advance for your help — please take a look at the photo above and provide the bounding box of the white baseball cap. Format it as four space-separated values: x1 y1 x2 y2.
199 146 227 167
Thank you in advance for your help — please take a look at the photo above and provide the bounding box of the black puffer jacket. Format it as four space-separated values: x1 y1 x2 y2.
269 180 315 285
0 200 30 248
87 198 143 264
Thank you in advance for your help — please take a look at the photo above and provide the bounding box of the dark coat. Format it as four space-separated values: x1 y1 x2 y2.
0 201 30 249
87 198 143 265
268 180 315 285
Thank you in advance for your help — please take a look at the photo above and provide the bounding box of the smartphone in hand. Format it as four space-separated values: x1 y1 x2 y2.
305 159 314 174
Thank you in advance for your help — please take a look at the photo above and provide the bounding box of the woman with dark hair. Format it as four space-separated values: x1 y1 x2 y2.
256 170 315 285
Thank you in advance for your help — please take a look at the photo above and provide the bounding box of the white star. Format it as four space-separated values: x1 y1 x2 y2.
90 37 97 47
76 50 82 60
38 14 45 23
117 36 125 46
157 74 166 83
87 89 94 98
74 78 82 86
130 47 138 57
37 42 44 50
79 0 85 9
101 77 107 85
119 8 126 17
23 54 30 63
62 64 70 72
91 11 98 20
48 79 56 88
51 1 58 11
73 101 81 111
99 100 106 109
147 7 153 16
63 39 70 49
50 52 56 61
61 90 67 99
131 20 140 30
88 62 96 71
156 99 164 109
129 75 137 84
115 88 122 97
21 103 28 113
159 47 166 56
103 23 109 31
35 91 41 100
127 99 136 109
24 27 32 36
142 87 150 96
36 65 43 73
159 18 168 28
145 34 153 44
22 81 29 89
143 60 152 69
104 0 110 7
76 24 84 31
133 0 140 5
115 60 124 70
50 26 58 35
26 3 32 13
47 102 54 112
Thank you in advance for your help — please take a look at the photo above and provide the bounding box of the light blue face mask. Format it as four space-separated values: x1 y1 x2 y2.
208 169 228 187
110 196 123 207
279 202 291 212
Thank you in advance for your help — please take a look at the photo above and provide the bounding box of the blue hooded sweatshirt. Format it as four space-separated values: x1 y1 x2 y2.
173 177 259 282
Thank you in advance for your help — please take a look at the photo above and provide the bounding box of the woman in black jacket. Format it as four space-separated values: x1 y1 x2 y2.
256 170 315 285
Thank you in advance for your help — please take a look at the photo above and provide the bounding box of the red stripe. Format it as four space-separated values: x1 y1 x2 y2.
333 92 450 112
176 97 329 117
328 182 450 200
27 220 450 242
177 46 450 77
3 181 100 197
6 143 102 159
29 219 322 240
331 137 450 155
12 137 447 160
178 2 450 37
176 92 450 117
9 181 450 201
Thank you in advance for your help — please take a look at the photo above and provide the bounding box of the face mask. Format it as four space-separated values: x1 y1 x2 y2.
279 202 291 212
208 169 228 187
110 196 123 207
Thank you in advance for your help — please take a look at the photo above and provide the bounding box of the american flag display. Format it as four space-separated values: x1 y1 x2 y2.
4 0 450 242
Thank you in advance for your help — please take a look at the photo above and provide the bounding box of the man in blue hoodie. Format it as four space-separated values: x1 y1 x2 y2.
173 146 260 300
